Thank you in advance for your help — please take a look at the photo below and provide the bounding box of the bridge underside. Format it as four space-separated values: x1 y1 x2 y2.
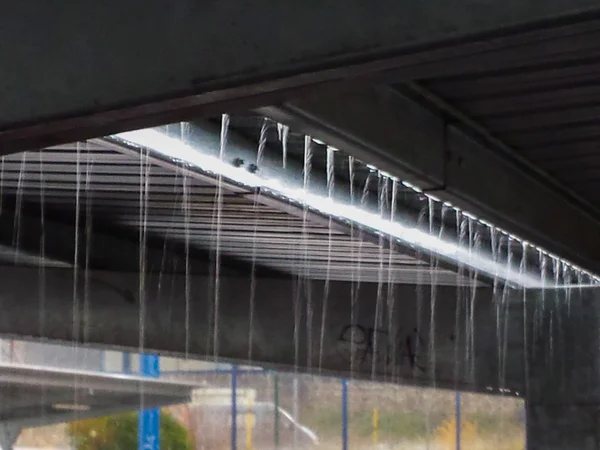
0 120 583 403
1 1 600 148
4 4 600 448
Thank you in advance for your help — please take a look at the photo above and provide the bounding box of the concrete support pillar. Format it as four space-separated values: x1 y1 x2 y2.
527 405 600 450
0 424 21 450
526 288 600 450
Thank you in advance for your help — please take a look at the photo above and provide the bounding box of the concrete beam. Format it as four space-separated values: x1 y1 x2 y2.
0 266 526 395
1 2 599 151
525 288 600 449
259 86 600 274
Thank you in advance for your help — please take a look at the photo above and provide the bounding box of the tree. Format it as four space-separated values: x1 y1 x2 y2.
67 411 193 450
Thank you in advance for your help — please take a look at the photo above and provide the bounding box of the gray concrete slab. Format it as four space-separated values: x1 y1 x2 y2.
0 2 599 150
0 266 522 395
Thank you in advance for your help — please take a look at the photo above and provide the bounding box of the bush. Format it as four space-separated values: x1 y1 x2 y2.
67 410 193 450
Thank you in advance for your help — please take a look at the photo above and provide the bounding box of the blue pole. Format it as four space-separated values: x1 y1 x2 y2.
139 354 160 450
231 365 238 450
455 391 461 450
342 379 348 450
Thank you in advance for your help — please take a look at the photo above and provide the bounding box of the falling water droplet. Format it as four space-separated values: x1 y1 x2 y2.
520 241 530 397
277 123 289 169
248 120 270 364
348 155 359 378
499 235 514 389
467 217 481 382
212 114 229 362
318 146 335 372
181 122 192 361
386 178 399 382
427 196 439 387
83 142 94 346
138 142 151 359
372 172 388 380
13 152 27 259
302 135 313 371
454 210 464 385
38 149 46 342
73 143 81 347
257 119 268 169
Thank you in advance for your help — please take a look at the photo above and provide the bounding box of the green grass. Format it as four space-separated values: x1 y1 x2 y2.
302 406 448 441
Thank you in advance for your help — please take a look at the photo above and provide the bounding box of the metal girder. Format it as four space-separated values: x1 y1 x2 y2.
0 265 527 395
259 86 600 274
1 2 600 151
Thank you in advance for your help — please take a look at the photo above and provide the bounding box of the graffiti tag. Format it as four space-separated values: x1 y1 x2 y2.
336 324 427 372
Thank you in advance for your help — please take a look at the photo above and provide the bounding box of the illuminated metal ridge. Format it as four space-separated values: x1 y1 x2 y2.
113 125 599 289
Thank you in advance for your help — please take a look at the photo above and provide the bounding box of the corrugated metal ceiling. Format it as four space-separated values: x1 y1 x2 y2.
0 133 473 285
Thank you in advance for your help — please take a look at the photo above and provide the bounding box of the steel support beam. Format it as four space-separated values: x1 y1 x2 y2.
259 86 600 274
1 2 600 151
0 265 527 395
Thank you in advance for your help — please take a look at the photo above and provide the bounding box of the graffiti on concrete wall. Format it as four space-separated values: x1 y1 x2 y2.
335 324 428 373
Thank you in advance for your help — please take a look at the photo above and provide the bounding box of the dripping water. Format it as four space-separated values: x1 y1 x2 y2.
277 123 289 169
289 134 313 449
491 226 503 383
564 262 572 317
72 143 82 350
371 172 388 380
454 210 465 386
538 251 548 363
37 147 48 424
531 250 545 354
248 119 270 363
499 235 514 389
459 214 470 381
577 269 583 309
257 119 268 167
318 145 335 372
348 156 358 378
520 242 530 398
13 152 27 259
303 137 313 372
552 257 567 392
180 122 192 360
434 201 448 380
551 258 561 382
413 199 429 387
212 114 229 361
358 167 374 374
386 179 398 382
38 150 46 341
69 142 83 417
139 144 151 356
467 217 481 383
83 143 94 350
427 197 440 387
137 139 152 415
